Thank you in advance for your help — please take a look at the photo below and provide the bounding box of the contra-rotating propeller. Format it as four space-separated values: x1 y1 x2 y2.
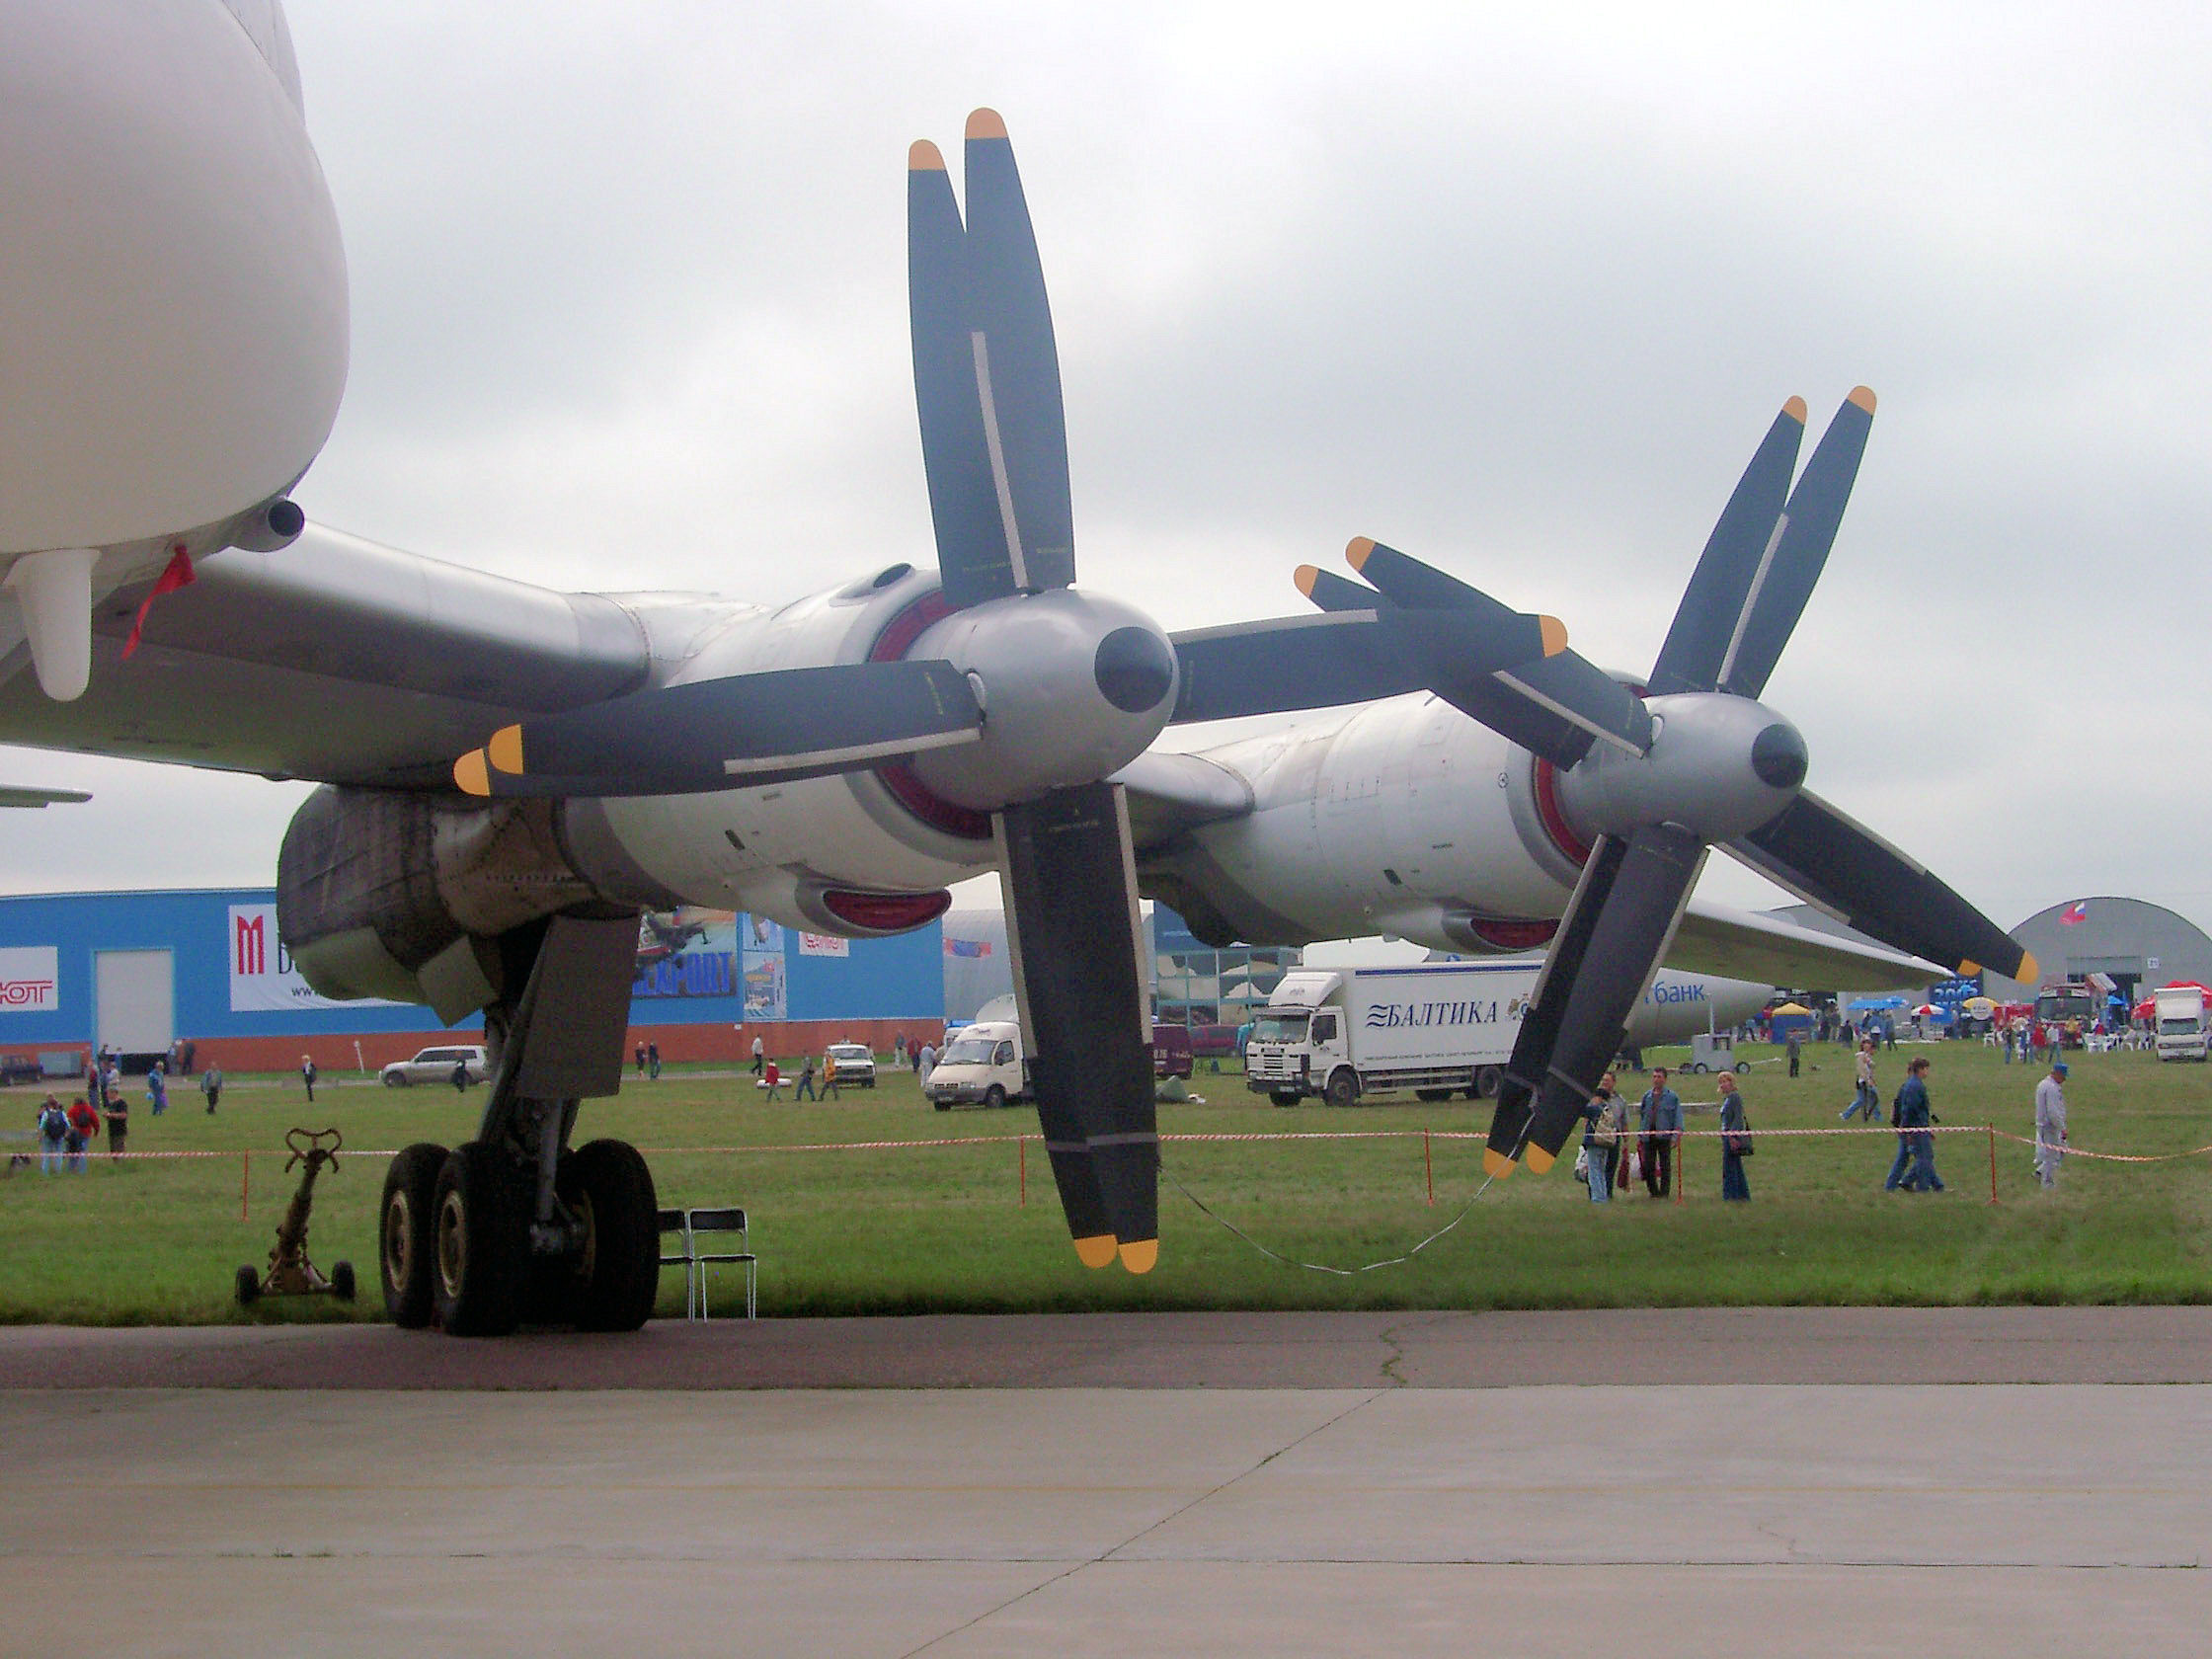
451 112 1570 1269
1298 390 2034 1180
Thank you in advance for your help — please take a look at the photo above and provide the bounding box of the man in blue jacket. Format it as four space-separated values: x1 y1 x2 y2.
1638 1066 1683 1197
1885 1056 1945 1192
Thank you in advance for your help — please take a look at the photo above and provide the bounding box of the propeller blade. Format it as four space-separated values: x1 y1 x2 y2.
1484 834 1631 1175
1729 789 2035 984
1169 605 1561 726
961 110 1076 593
1347 538 1655 755
1646 399 1807 696
908 140 1009 609
452 661 983 799
1715 388 1876 699
1515 824 1705 1171
996 781 1158 1271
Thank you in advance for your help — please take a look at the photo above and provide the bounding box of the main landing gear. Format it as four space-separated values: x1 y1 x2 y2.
379 913 662 1337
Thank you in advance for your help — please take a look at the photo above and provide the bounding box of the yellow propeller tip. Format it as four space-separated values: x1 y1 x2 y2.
908 139 946 172
453 751 491 797
966 108 1007 140
1523 1145 1556 1175
486 725 524 775
1482 1147 1518 1178
1539 615 1568 657
2015 953 2038 985
1345 535 1376 572
1959 960 1982 978
1782 396 1808 423
1073 1234 1118 1270
1848 385 1877 413
1118 1238 1158 1275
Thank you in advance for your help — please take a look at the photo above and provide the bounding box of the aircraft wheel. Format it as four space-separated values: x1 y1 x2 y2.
1324 1068 1359 1109
379 1142 447 1328
433 1143 525 1337
234 1265 261 1304
560 1139 662 1333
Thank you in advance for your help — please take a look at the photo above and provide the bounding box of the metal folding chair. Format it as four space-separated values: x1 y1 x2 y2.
658 1207 756 1320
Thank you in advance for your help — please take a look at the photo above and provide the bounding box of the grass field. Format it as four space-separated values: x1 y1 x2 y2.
2 1038 2208 1323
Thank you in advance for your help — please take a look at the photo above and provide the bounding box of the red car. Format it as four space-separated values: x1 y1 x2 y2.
1151 1027 1193 1079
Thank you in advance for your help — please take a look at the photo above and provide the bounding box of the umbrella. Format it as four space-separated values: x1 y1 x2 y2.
1912 1003 1942 1016
1962 996 1997 1016
1770 1001 1812 1016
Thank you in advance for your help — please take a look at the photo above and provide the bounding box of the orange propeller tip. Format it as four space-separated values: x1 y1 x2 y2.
1782 396 1808 423
1959 960 1981 978
453 751 491 797
1848 385 1877 413
1293 564 1321 596
486 725 524 775
1481 1147 1518 1178
966 108 1007 140
1540 615 1568 657
2015 953 2038 984
908 139 946 171
1118 1238 1158 1275
1523 1145 1556 1175
1345 535 1376 571
1073 1234 1118 1270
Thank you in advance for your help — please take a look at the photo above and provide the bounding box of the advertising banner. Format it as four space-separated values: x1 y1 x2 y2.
228 905 399 1011
631 908 738 999
0 946 58 1013
797 932 849 959
742 916 787 1021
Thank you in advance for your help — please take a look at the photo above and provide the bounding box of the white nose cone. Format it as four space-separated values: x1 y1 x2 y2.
0 0 349 554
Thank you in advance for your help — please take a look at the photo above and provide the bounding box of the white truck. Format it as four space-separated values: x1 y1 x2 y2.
923 1021 1029 1109
1243 960 1770 1107
2153 986 2209 1063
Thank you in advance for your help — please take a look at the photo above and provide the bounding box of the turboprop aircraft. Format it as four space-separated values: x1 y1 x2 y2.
0 3 2026 1337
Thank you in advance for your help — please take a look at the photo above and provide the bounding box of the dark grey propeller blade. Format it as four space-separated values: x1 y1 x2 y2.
1513 824 1705 1171
908 140 1008 609
452 660 983 799
1646 399 1806 695
997 781 1158 1270
1484 834 1630 1174
1346 538 1655 755
1714 389 1875 699
1168 604 1558 727
1731 790 2034 983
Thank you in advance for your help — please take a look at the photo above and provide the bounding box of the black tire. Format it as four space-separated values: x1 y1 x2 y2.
1324 1068 1359 1109
379 1142 447 1329
383 1071 409 1087
984 1084 1007 1109
432 1142 526 1337
1415 1087 1455 1102
1269 1091 1303 1107
234 1264 261 1304
330 1260 356 1302
932 1098 951 1112
1472 1066 1502 1100
558 1139 662 1332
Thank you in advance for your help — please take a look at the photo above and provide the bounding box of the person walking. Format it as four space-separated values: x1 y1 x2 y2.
760 1059 783 1101
1785 1030 1801 1078
1596 1069 1626 1194
750 1035 764 1076
146 1061 168 1117
1841 1039 1879 1121
635 1043 648 1076
1717 1071 1752 1202
63 1097 98 1173
300 1054 317 1102
102 1060 122 1117
450 1056 470 1092
36 1096 68 1175
647 1041 662 1080
2033 1061 2069 1189
916 1040 937 1090
822 1051 841 1100
793 1055 818 1102
1581 1083 1623 1205
103 1083 128 1163
200 1064 223 1114
1637 1066 1683 1198
1885 1056 1944 1192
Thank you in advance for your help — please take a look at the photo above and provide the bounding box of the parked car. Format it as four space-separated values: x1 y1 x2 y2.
1151 1026 1193 1079
825 1042 877 1087
380 1045 488 1087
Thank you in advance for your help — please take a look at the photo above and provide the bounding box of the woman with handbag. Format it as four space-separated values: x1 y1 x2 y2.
1717 1071 1752 1202
1581 1083 1624 1205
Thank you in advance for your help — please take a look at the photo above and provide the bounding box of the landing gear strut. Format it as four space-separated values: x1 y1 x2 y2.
378 911 662 1336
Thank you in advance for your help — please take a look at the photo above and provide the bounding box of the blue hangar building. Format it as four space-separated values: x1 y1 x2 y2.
0 888 944 1076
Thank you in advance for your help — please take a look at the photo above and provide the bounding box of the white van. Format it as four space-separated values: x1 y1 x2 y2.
924 1021 1028 1109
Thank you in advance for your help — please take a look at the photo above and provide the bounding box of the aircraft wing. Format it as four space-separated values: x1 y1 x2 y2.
1666 898 1940 991
0 784 90 808
0 525 666 788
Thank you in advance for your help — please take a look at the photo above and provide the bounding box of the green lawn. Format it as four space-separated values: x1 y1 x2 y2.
2 1039 2207 1322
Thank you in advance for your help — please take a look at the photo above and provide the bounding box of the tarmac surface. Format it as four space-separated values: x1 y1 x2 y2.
4 1308 2209 1656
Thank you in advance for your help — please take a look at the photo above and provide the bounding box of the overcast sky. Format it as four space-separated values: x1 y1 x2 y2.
6 1 2210 944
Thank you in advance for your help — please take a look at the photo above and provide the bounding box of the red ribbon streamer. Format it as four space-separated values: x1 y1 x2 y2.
120 545 196 659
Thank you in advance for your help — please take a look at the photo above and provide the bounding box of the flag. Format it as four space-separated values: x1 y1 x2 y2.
944 938 991 958
120 545 197 659
2059 902 2089 926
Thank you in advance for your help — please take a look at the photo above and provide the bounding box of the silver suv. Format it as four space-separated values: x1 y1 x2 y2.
379 1045 488 1087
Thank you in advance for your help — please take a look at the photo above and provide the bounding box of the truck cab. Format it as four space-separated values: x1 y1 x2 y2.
924 1021 1029 1109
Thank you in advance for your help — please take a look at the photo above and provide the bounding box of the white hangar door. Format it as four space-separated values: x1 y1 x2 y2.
97 949 174 1058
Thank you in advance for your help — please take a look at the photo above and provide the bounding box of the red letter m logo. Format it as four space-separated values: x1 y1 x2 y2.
236 913 266 977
